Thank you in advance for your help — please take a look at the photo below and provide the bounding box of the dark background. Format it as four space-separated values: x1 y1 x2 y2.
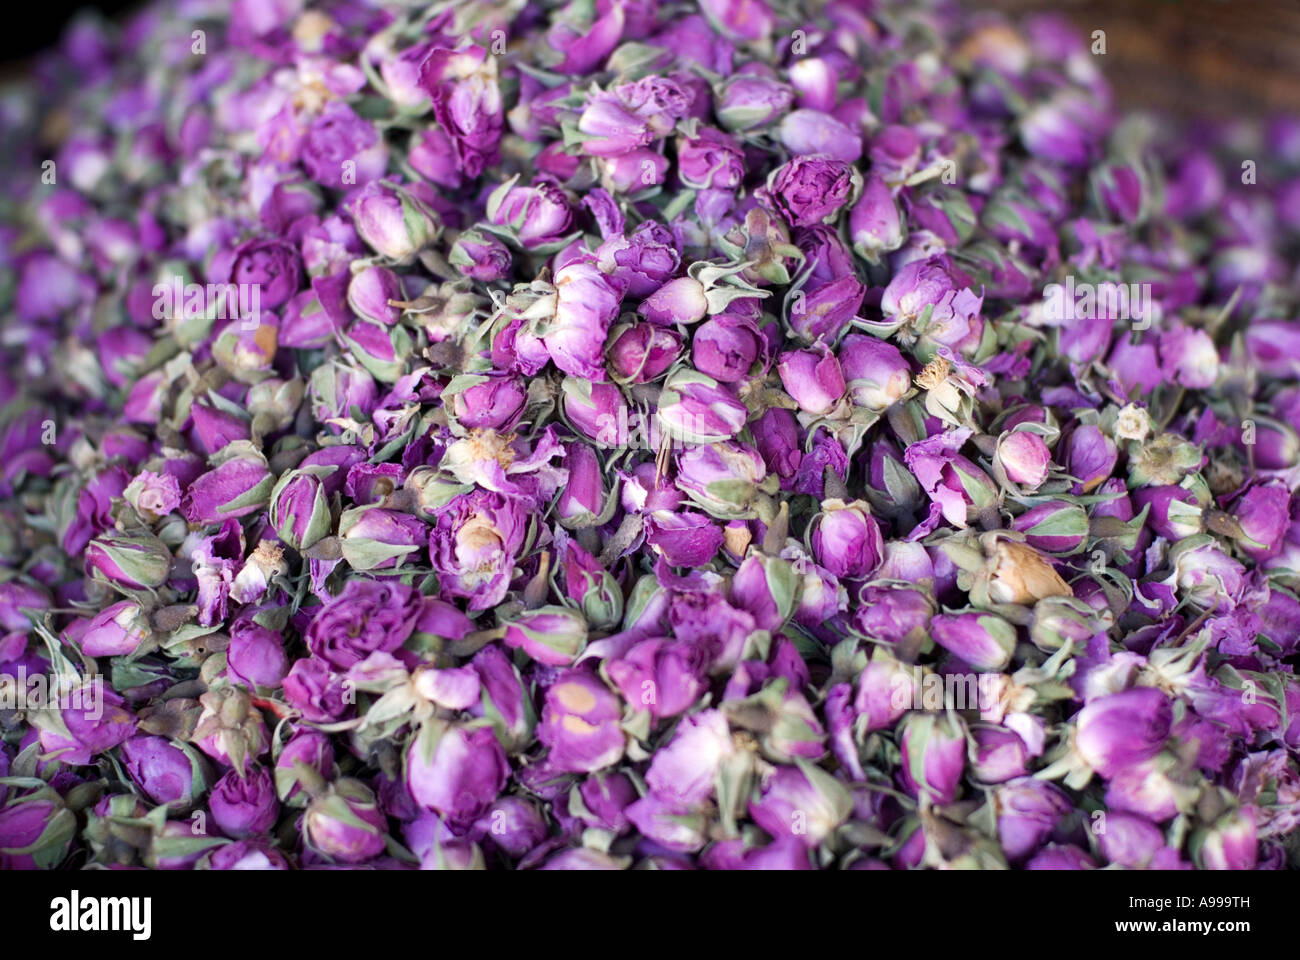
1 0 1298 119
0 0 134 62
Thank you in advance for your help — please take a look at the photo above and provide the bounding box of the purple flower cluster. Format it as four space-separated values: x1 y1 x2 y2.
0 0 1298 872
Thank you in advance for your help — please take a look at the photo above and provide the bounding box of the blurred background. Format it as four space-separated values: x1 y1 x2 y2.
2 0 1298 119
986 0 1300 119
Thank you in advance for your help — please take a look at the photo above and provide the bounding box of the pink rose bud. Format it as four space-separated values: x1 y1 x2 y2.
998 431 1052 488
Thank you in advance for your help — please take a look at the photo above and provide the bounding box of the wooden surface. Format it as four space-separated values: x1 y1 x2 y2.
984 0 1300 119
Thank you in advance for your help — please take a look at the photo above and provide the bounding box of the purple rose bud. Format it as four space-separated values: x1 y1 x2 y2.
85 532 172 589
692 312 764 382
645 510 724 567
428 490 527 611
1105 337 1163 397
1244 417 1299 470
751 408 802 482
449 228 512 282
656 370 749 443
347 265 404 326
637 711 733 814
445 374 526 433
929 612 1017 672
852 650 915 733
121 735 208 809
301 101 387 189
209 765 279 839
207 839 292 870
192 687 269 773
503 607 588 666
1075 688 1172 778
715 73 794 131
811 500 883 579
304 579 424 671
411 666 480 713
226 238 301 311
898 711 967 804
675 440 768 519
995 777 1072 862
853 585 934 646
1170 540 1246 611
227 619 288 689
1234 484 1290 560
407 723 510 824
609 322 682 382
353 180 441 261
881 255 983 343
338 506 428 571
1160 326 1218 389
789 56 839 111
181 455 274 525
78 600 149 657
778 109 862 163
598 148 669 192
0 792 73 869
1130 484 1202 541
577 95 658 158
778 343 846 415
124 469 182 521
972 727 1031 783
762 154 859 227
269 468 333 552
839 334 911 411
998 431 1052 488
282 658 349 724
1102 758 1180 823
1020 89 1106 168
1065 425 1118 494
1245 320 1300 378
1025 844 1098 870
749 763 852 848
568 773 637 836
188 408 253 463
538 671 626 774
473 796 547 858
699 0 773 41
345 462 405 507
468 645 534 752
731 553 799 632
562 379 628 446
545 261 621 380
595 221 680 298
560 542 622 631
303 779 388 864
639 276 709 326
1098 811 1177 869
275 729 335 805
419 44 505 176
144 819 226 870
870 124 922 181
850 172 906 262
557 443 611 528
34 684 136 766
1193 807 1257 870
1010 502 1089 554
678 127 746 190
607 637 708 719
486 178 573 250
